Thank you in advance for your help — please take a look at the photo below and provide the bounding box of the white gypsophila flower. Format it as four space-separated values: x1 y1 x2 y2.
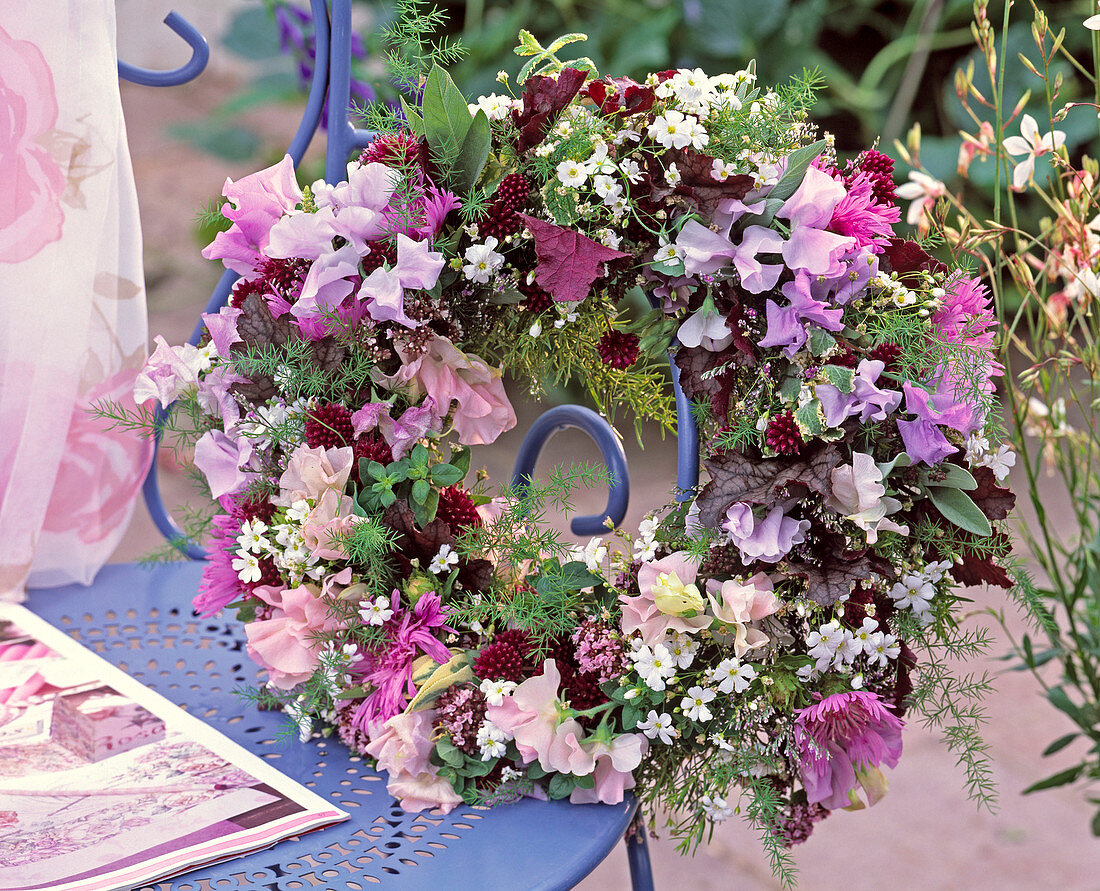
569 537 607 573
479 677 518 707
632 643 677 691
592 174 618 199
237 520 271 555
529 320 543 338
923 560 952 583
583 141 616 175
613 127 642 146
476 720 510 761
805 619 845 671
835 629 862 666
285 694 313 743
637 710 677 744
618 158 643 184
633 537 658 562
985 443 1016 482
665 631 700 669
680 685 717 722
471 93 515 121
701 793 734 822
795 663 816 682
648 110 696 150
890 572 935 616
711 159 738 182
597 228 623 250
555 158 588 188
429 543 460 575
653 239 685 265
359 596 394 626
866 631 901 667
232 551 262 584
853 617 880 653
665 162 682 186
285 499 311 523
638 517 659 539
463 236 505 284
964 433 991 466
709 657 756 694
671 67 716 104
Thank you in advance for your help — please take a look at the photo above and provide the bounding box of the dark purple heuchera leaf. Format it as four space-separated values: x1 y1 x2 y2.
674 345 737 418
648 150 755 219
518 214 631 302
383 501 493 592
235 292 293 347
696 443 842 530
512 68 588 152
311 337 346 374
970 466 1016 520
789 552 880 607
881 237 949 277
581 76 656 117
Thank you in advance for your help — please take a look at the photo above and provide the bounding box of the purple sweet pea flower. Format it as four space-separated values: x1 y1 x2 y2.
783 274 845 331
393 233 445 290
675 220 783 293
360 266 417 328
202 154 303 278
266 205 340 260
677 305 734 351
193 429 255 498
896 381 967 465
723 502 809 564
351 401 389 436
758 299 807 357
202 307 242 358
712 195 767 232
196 364 246 429
813 247 880 305
816 359 902 427
292 244 360 322
777 166 856 276
379 398 442 459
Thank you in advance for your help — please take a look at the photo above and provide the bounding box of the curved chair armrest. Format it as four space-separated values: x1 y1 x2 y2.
511 405 630 536
118 11 209 87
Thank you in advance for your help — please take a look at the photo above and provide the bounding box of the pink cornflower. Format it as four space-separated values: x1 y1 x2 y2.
350 590 454 732
794 690 903 811
828 172 900 251
194 514 245 617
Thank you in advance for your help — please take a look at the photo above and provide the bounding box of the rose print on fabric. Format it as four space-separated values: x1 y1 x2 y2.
0 24 65 263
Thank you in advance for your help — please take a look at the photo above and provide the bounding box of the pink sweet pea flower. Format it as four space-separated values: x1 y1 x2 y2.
245 581 343 689
379 399 443 460
723 503 809 564
275 444 354 505
366 709 436 777
201 307 243 359
301 488 360 560
202 154 302 277
486 659 586 773
291 244 360 322
704 573 778 658
824 452 909 544
383 336 516 445
387 770 463 814
568 732 648 805
266 205 340 260
620 552 710 645
794 691 903 811
133 336 208 407
351 401 390 436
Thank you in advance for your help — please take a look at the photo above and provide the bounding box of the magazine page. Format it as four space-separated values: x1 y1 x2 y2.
0 603 348 891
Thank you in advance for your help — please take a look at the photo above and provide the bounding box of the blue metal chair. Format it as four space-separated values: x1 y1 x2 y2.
26 4 712 886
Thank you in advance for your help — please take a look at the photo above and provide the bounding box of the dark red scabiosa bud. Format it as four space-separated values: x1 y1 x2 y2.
867 340 902 373
437 486 482 530
597 330 640 369
305 403 354 449
473 629 536 683
765 410 804 456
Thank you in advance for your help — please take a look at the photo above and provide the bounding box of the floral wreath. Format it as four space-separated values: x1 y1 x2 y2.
120 20 1017 883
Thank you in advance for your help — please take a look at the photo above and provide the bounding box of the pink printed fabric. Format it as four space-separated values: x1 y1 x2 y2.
0 5 149 599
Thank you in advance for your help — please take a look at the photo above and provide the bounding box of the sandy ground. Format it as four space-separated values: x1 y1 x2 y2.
106 8 1100 888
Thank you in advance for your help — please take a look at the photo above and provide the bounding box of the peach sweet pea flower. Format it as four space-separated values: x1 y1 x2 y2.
301 488 359 560
245 579 344 689
367 707 464 812
825 452 909 544
568 732 648 805
485 659 586 773
705 573 778 658
274 444 354 506
620 552 710 645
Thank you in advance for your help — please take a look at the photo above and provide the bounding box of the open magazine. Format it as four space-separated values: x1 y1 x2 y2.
0 603 348 891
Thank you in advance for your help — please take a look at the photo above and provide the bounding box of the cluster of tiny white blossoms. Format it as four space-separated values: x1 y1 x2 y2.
887 559 952 624
236 397 310 451
871 270 921 308
231 503 326 588
804 615 901 676
964 432 1016 482
468 92 521 121
633 515 660 561
475 678 518 760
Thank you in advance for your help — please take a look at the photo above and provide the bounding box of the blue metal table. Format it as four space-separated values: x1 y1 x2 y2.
28 561 644 891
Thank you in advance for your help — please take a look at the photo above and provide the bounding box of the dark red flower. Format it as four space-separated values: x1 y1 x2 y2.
597 330 640 369
305 403 354 449
473 629 536 682
437 486 482 530
765 410 804 456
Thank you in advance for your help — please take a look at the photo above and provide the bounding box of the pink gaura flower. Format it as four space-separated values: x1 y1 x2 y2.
485 659 587 773
383 336 516 446
1004 114 1065 192
895 171 945 233
620 552 709 645
794 690 903 811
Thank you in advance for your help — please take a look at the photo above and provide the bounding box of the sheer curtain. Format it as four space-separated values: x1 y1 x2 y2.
0 1 150 599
